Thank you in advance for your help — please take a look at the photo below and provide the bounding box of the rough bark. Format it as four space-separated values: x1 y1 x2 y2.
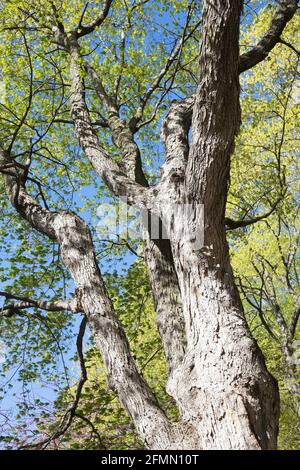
143 232 186 375
0 147 194 449
68 38 151 209
156 0 280 449
85 57 187 381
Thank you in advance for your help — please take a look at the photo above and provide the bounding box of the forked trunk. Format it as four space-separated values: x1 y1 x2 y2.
147 0 280 449
163 210 280 449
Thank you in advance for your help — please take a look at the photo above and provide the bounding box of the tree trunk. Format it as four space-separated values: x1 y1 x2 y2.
282 339 300 418
154 0 280 449
165 218 280 449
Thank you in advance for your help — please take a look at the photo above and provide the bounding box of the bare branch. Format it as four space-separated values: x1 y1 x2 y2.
289 306 300 339
237 277 278 341
225 195 284 230
8 32 33 152
278 37 300 56
74 412 107 449
76 0 114 38
133 3 199 124
239 0 299 73
0 291 83 315
19 316 88 450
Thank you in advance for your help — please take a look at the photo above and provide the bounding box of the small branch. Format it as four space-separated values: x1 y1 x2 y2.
74 412 107 449
237 277 278 341
78 2 89 30
19 316 88 450
289 306 300 340
278 37 300 56
225 195 284 230
140 347 162 372
133 4 199 124
8 32 33 152
53 118 109 128
100 237 143 259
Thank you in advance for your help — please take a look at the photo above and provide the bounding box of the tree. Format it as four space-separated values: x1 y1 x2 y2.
0 0 298 450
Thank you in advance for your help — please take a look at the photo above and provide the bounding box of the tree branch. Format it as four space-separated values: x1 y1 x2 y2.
19 316 88 450
0 148 57 239
278 37 300 56
76 0 114 38
0 291 83 315
225 195 284 230
68 37 152 206
289 306 300 339
133 4 199 125
8 32 33 153
239 0 299 73
1 141 173 449
237 277 278 341
85 62 148 184
84 51 187 383
159 95 194 185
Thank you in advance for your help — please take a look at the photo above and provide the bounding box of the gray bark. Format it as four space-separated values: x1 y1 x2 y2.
0 147 190 450
86 56 187 380
156 0 280 449
282 339 300 418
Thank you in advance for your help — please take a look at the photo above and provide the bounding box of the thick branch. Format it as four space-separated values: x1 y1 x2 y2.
0 291 82 315
76 0 113 38
239 0 299 73
143 233 186 375
85 63 148 185
85 61 187 381
86 61 187 378
69 38 152 207
159 95 194 185
0 149 57 239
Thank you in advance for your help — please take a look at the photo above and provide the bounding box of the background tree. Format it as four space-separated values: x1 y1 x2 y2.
0 0 299 450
